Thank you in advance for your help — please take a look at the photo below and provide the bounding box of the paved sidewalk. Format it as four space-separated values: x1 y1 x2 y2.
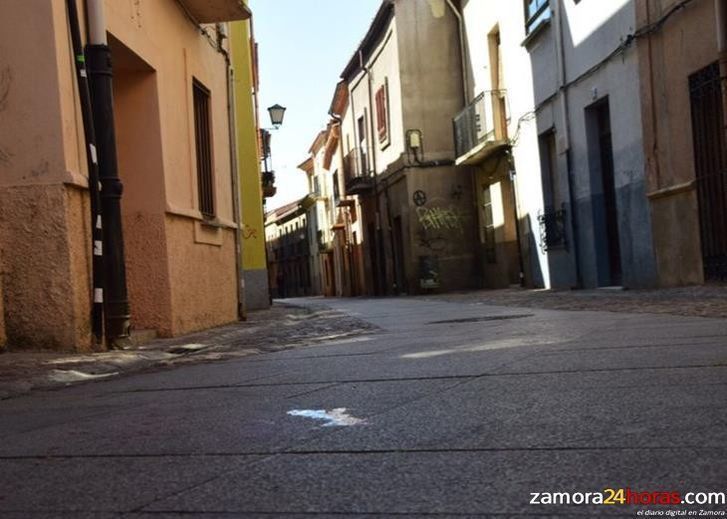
0 301 377 400
423 284 727 319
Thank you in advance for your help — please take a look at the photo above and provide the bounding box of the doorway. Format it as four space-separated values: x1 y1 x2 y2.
690 62 727 281
587 99 622 286
109 34 171 334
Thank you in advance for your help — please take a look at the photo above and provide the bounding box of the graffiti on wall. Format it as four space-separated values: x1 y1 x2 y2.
413 189 471 253
416 205 466 233
242 224 258 240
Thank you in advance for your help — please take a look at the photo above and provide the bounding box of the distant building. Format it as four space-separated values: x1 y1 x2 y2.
265 197 314 299
298 123 363 297
328 83 368 297
336 0 478 295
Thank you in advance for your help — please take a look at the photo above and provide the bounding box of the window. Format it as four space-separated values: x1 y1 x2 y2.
375 78 390 146
524 0 551 35
193 80 214 218
333 171 340 201
539 130 560 210
537 129 567 252
357 114 369 176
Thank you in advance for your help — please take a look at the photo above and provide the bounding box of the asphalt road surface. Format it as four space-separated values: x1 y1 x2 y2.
2 297 727 518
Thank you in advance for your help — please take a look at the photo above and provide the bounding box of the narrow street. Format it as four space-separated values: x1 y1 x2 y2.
1 297 726 517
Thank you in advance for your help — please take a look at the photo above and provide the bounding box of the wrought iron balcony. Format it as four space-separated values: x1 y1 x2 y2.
343 147 374 195
453 90 509 166
538 205 568 252
178 0 251 23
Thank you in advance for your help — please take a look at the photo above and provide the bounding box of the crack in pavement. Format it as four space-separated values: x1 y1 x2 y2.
109 362 727 394
1 445 724 461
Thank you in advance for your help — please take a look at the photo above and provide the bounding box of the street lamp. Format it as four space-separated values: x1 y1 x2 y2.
267 104 286 129
261 104 286 199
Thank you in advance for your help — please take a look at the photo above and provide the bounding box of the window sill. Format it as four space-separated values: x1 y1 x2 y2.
194 220 223 247
166 203 238 230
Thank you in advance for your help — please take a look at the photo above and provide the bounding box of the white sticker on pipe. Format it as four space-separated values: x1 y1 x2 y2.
89 144 98 165
93 240 103 256
94 288 103 303
80 68 87 78
96 215 102 229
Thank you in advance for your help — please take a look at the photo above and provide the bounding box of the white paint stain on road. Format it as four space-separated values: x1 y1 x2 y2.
401 336 565 359
287 408 367 427
48 369 118 383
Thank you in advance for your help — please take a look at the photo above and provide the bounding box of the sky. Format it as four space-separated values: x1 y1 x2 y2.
249 0 382 211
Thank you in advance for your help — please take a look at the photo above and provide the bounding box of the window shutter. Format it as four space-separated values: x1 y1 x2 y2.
376 84 388 143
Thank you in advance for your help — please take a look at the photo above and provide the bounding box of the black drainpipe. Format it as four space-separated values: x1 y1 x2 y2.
506 151 526 287
65 0 105 345
85 11 131 347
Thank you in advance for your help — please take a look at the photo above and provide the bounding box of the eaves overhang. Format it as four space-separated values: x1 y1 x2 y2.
341 0 394 81
178 0 251 23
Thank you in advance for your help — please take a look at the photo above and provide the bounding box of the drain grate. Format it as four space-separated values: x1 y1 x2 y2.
427 314 533 325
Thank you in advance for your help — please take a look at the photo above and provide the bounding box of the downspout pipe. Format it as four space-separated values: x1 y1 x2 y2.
507 152 526 286
86 0 131 347
554 0 582 288
66 0 105 345
219 24 247 321
445 0 469 105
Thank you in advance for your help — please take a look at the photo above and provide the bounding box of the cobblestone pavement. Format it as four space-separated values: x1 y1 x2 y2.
422 284 727 319
0 301 378 399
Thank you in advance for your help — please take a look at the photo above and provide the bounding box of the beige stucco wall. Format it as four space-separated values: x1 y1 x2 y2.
347 17 406 174
111 51 174 335
0 0 240 349
107 0 238 335
0 185 92 351
103 0 235 222
395 0 463 158
636 0 716 286
0 1 92 351
166 216 237 335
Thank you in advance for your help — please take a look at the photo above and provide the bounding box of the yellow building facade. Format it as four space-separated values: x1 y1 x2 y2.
231 16 271 311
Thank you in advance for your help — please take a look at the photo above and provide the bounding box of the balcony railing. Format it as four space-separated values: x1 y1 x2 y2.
343 147 374 195
453 90 508 164
538 205 568 252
